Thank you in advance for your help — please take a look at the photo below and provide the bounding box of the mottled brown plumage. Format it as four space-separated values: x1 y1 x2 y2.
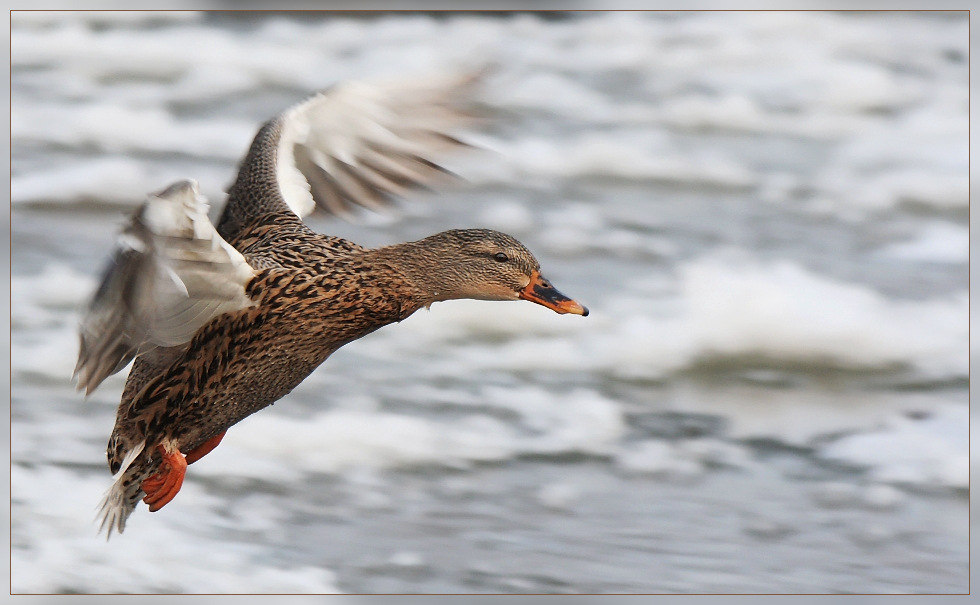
79 74 587 536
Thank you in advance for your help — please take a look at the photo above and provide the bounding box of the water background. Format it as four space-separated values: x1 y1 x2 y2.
10 11 969 594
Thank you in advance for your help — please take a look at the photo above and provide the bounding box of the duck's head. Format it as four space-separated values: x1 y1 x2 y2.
396 229 588 316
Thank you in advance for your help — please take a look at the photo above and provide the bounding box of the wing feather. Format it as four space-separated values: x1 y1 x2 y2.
74 180 257 395
276 72 480 220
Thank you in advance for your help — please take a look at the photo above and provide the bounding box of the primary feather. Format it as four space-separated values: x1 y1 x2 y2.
273 73 477 220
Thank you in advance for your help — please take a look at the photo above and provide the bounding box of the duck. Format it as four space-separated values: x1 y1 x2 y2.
73 73 588 537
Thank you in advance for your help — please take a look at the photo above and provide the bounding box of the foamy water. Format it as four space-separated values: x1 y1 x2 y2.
11 11 968 594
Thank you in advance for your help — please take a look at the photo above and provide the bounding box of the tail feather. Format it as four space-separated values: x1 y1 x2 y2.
97 440 146 539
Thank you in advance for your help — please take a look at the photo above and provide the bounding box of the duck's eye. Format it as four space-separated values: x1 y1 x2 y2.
493 252 509 263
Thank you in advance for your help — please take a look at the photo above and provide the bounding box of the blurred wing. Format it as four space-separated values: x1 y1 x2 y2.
276 72 480 220
75 180 257 395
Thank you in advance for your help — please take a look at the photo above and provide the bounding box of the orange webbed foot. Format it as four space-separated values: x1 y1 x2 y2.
141 445 188 512
184 431 226 465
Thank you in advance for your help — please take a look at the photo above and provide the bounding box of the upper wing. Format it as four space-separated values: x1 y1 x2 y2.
279 72 479 220
75 180 257 395
218 72 481 241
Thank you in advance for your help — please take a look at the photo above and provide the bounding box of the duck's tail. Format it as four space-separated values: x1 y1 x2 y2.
97 440 146 539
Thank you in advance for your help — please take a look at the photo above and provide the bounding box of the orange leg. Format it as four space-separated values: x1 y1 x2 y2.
185 431 226 465
141 445 188 512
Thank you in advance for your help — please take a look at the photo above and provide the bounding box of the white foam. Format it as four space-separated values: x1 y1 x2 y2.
536 482 581 510
12 157 151 205
811 104 968 215
475 199 534 234
11 157 231 206
11 12 966 220
531 203 677 258
675 255 968 377
661 93 769 133
11 411 106 467
12 263 96 310
615 437 753 479
492 133 758 187
12 102 254 159
11 464 340 593
11 265 99 382
223 408 518 474
878 222 968 263
388 551 426 569
11 324 81 381
861 484 905 510
402 254 967 380
485 71 613 118
684 255 963 377
659 93 873 139
11 270 86 331
217 387 622 474
481 386 624 455
616 440 703 478
819 403 968 489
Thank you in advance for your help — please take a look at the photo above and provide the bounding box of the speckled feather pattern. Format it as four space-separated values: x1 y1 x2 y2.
216 117 291 243
92 77 582 534
105 117 426 517
108 224 422 475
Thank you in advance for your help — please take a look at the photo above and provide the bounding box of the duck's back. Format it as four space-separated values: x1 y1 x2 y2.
216 117 293 244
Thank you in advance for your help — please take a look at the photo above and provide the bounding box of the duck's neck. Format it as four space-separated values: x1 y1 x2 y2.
367 233 474 307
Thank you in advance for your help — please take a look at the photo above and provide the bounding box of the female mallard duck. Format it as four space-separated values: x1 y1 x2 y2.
74 74 588 537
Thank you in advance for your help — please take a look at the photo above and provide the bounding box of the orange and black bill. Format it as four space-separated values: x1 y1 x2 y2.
519 271 589 316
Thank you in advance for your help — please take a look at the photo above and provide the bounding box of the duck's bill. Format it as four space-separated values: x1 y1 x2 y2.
519 271 589 316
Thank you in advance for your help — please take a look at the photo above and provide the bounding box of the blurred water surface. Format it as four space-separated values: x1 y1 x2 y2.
10 10 968 594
